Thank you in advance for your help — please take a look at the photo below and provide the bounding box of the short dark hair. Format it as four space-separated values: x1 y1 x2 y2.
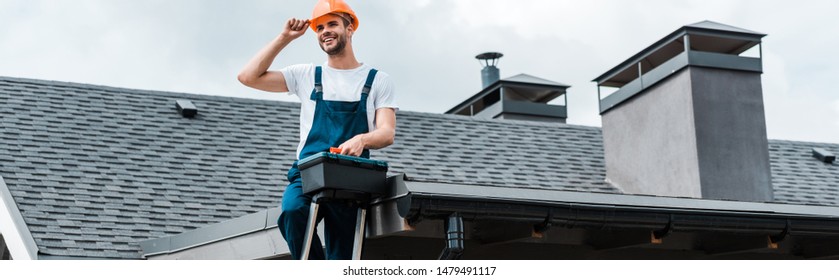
333 12 353 28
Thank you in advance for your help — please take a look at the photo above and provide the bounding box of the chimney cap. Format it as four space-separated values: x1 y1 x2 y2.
684 20 764 36
593 20 766 86
444 73 569 115
476 52 503 67
504 73 571 88
476 52 503 60
592 21 767 114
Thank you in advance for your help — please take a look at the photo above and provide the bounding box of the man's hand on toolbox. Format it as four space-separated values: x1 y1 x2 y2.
337 134 366 157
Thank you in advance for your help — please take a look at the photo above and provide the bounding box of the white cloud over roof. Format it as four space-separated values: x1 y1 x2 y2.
0 0 837 143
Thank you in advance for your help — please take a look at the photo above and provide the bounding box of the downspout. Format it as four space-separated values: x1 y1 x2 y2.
0 175 39 259
438 213 465 260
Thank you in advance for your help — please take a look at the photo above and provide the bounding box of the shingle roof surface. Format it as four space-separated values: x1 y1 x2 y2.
0 76 836 259
379 112 611 192
768 140 839 205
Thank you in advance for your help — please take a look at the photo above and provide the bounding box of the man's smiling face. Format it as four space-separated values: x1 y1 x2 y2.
314 13 353 56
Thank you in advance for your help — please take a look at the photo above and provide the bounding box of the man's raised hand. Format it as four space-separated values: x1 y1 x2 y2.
282 18 310 40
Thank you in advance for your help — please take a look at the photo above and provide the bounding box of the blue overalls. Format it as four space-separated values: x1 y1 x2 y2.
278 66 378 260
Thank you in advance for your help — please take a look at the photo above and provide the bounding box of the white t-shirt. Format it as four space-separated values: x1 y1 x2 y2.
280 63 398 159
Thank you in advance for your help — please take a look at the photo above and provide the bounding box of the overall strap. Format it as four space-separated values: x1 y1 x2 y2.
314 66 323 91
310 66 323 100
360 69 378 98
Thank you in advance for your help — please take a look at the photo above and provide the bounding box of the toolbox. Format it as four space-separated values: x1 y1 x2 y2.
297 152 389 197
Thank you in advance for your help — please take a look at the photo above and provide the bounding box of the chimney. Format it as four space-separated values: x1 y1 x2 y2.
593 21 772 202
445 52 571 123
477 52 503 88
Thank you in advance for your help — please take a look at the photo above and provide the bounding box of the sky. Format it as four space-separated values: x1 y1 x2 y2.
1 0 837 143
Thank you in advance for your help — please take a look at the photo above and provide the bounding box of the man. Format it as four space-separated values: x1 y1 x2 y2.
237 0 397 260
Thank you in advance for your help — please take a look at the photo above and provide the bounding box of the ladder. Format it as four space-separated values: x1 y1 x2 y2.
300 191 370 260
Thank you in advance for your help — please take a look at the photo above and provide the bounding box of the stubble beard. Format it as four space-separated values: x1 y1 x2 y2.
320 33 347 56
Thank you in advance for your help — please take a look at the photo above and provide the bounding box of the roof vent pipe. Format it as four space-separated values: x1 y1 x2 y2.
438 213 464 260
476 52 503 89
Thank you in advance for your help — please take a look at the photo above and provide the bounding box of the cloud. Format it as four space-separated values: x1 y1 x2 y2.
1 0 839 143
835 100 839 128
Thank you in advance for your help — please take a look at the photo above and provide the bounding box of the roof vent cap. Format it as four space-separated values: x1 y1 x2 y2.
812 148 836 164
175 100 198 118
476 52 503 89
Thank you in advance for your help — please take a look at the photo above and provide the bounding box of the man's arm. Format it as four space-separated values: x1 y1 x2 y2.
237 18 309 92
338 108 396 156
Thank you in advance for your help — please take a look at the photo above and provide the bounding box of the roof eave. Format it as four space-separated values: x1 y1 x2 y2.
140 207 284 259
0 175 40 260
148 180 839 259
444 81 504 114
403 181 839 219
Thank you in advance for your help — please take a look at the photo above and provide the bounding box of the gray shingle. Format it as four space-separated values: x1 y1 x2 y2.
768 140 839 205
0 76 837 259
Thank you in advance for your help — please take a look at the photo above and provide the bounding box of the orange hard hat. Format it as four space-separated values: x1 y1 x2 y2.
310 0 359 32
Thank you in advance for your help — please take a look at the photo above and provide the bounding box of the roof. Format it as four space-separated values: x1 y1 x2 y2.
503 74 571 87
686 20 764 35
0 76 837 259
769 140 839 205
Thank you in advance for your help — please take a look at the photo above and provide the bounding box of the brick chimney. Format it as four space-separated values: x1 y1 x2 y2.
593 21 772 202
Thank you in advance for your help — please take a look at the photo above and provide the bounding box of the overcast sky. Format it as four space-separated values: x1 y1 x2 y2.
1 0 837 143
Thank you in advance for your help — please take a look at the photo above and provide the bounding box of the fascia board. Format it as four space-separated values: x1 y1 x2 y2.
0 176 39 260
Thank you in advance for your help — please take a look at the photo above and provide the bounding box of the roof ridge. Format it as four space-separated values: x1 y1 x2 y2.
4 76 834 144
0 75 601 130
768 138 839 147
399 110 602 130
0 75 293 107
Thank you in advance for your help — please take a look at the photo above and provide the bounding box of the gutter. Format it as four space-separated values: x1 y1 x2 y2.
0 175 39 259
392 181 839 238
142 176 839 259
140 207 283 258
